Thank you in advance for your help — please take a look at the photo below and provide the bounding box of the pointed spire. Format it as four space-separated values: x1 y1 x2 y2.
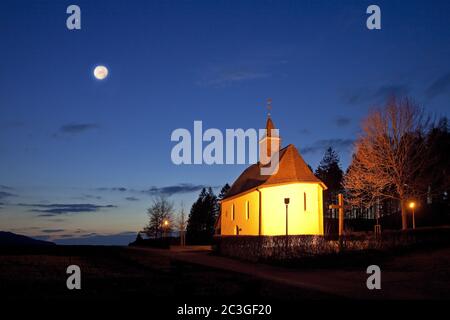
267 98 272 117
266 117 275 137
265 98 276 137
259 98 281 165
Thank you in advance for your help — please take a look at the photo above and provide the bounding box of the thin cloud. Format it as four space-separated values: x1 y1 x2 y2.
54 234 74 238
334 116 351 127
41 229 65 233
96 187 127 192
373 85 409 100
197 67 270 87
73 194 102 200
343 84 409 106
57 123 99 135
426 72 450 98
47 218 66 222
125 197 140 201
298 129 310 135
0 191 16 200
0 121 24 131
18 203 117 216
142 183 212 196
301 139 354 155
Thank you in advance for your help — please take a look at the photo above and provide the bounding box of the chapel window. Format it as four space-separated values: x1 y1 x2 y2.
304 192 307 211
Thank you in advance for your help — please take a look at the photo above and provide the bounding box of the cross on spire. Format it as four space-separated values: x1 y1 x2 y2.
267 98 272 116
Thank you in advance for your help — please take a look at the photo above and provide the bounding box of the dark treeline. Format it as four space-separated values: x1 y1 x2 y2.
185 184 230 244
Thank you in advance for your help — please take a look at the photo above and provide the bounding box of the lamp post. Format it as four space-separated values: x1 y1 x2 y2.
284 198 290 249
409 202 416 230
163 219 169 238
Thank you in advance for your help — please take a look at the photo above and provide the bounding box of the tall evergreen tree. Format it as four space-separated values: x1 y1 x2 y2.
217 183 231 201
424 117 450 200
421 117 450 225
186 187 219 244
315 147 344 217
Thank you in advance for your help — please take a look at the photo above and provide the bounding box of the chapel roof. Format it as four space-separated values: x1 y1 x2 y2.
223 144 327 200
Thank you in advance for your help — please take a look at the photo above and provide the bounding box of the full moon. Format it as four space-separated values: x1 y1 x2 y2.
93 65 108 80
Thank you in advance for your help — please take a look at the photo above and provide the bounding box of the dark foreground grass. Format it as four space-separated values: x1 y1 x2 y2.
0 246 335 301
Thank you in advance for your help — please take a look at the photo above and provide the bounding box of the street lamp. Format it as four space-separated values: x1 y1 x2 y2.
409 202 416 229
163 220 169 238
284 198 290 249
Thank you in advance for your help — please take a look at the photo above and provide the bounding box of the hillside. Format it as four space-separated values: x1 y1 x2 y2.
0 231 55 246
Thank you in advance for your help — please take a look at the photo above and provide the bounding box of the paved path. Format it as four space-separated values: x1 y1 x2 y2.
128 246 450 299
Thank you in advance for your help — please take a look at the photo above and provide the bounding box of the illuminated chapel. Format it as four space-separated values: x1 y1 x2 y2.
218 112 327 236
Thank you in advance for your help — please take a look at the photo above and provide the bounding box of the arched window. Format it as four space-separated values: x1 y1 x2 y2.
304 192 307 211
246 201 250 220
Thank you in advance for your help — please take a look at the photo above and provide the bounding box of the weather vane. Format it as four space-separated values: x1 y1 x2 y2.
267 98 272 116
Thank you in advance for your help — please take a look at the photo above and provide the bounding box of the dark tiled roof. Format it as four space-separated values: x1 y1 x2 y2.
223 144 326 199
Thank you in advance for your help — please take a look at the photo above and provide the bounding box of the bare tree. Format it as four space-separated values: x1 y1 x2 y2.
344 97 429 230
144 196 174 238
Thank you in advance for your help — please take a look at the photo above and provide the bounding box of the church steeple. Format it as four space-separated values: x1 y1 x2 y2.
259 99 281 165
265 98 276 136
265 116 275 137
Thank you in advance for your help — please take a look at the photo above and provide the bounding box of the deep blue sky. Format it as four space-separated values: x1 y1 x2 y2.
1 0 449 244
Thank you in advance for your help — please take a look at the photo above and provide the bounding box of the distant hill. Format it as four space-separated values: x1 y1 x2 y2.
54 232 137 246
0 231 55 246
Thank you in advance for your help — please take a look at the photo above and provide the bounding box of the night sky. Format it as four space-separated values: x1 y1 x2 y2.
1 0 449 244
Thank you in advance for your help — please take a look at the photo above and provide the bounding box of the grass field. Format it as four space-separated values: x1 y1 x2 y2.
1 244 450 301
0 246 335 301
